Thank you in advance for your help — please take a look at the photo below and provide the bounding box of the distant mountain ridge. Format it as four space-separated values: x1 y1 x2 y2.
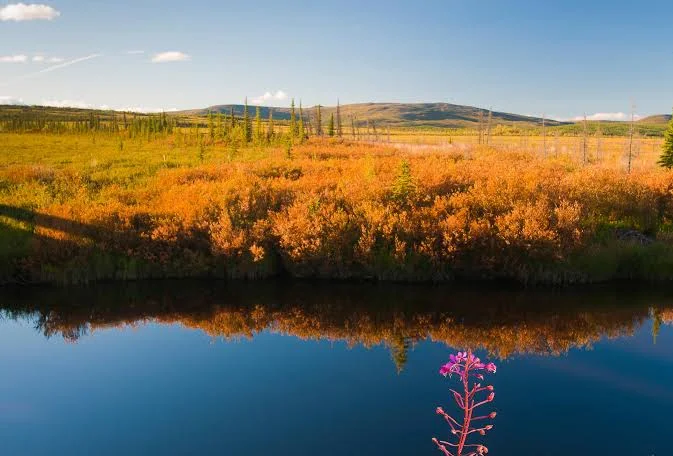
0 103 670 129
176 102 568 128
639 114 672 125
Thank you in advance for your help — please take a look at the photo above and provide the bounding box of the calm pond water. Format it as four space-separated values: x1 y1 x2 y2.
1 281 672 456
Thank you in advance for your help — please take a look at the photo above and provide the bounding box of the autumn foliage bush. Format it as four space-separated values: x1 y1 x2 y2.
2 135 673 285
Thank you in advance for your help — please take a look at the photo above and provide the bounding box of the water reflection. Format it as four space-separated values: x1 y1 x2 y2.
2 281 671 371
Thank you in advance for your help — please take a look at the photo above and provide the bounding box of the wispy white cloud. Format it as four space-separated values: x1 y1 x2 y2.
151 51 190 63
0 3 60 21
126 50 145 55
33 53 102 75
251 90 288 105
0 55 28 63
0 54 102 87
0 95 25 105
2 54 64 64
552 112 644 122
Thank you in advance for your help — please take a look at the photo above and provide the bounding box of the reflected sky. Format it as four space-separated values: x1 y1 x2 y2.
1 281 672 455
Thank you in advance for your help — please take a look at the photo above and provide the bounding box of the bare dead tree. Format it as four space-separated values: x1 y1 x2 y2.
336 100 343 137
582 113 588 165
554 130 560 158
627 104 636 173
486 108 493 145
542 113 547 158
595 124 603 163
478 111 484 145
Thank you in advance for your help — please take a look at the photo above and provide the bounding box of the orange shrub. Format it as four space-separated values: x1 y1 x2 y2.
2 137 673 284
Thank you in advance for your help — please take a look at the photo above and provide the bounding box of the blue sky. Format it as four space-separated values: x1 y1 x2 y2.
1 0 672 118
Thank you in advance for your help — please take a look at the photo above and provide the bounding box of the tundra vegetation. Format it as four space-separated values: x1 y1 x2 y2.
1 105 673 285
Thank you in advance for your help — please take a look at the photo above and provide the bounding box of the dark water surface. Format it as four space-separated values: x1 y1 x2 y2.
1 281 672 456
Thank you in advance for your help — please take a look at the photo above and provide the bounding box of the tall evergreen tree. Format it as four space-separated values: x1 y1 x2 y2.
336 100 343 137
255 106 263 143
243 98 252 143
316 104 322 136
290 99 298 138
658 111 673 169
229 106 236 131
267 108 275 140
208 111 215 142
299 101 305 139
328 113 335 137
217 113 224 140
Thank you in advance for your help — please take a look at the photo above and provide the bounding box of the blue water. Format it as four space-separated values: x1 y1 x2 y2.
0 282 672 455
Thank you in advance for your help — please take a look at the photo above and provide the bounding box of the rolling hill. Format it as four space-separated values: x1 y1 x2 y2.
177 102 568 129
639 114 672 125
1 103 669 131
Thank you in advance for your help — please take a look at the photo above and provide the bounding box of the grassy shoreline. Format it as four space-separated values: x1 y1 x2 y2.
2 133 673 286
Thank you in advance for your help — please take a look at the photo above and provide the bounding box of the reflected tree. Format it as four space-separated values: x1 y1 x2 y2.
390 336 412 374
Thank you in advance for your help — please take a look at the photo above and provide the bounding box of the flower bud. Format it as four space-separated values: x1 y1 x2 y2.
489 411 497 419
487 392 495 401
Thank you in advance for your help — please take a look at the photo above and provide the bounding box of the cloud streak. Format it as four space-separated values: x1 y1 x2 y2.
0 3 60 21
151 51 190 63
0 54 102 87
32 53 102 75
0 55 28 63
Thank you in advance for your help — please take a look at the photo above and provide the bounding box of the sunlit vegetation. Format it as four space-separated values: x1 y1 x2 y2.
2 106 673 285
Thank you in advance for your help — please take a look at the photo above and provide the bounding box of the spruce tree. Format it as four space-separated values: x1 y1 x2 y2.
299 101 305 139
328 113 335 137
267 108 275 140
208 111 215 142
316 104 322 136
336 100 343 137
217 113 224 140
255 106 262 143
658 111 673 169
243 98 252 143
229 106 236 131
392 160 416 203
290 99 298 138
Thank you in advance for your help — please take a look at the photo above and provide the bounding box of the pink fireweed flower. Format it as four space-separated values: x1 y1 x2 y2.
432 350 497 456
